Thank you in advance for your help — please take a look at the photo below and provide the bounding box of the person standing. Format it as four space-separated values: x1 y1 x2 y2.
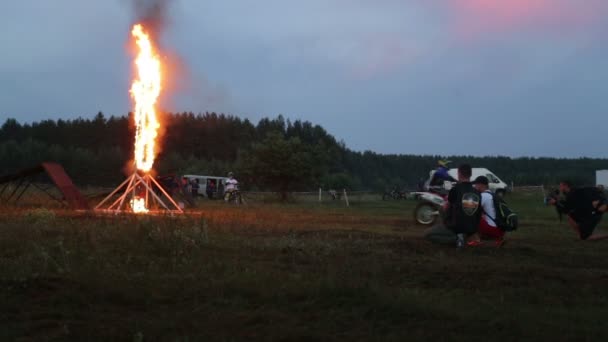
191 179 200 199
206 180 216 200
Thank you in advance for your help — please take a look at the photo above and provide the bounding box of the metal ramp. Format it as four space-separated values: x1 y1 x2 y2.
0 162 89 210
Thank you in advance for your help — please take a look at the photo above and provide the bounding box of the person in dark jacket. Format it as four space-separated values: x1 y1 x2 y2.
191 178 200 198
444 164 482 248
549 181 608 241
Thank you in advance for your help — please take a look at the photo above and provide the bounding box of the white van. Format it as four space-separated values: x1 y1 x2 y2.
182 174 229 197
427 168 509 194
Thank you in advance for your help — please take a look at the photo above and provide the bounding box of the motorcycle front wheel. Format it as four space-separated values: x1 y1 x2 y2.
414 202 439 226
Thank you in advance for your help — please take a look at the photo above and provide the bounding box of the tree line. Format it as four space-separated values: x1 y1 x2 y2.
0 112 606 192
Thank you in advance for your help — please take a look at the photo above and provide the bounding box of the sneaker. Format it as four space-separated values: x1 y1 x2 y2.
467 240 483 247
495 237 507 248
456 234 465 248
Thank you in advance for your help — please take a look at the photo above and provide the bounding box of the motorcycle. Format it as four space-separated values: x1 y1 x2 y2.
412 186 450 226
382 189 408 200
224 189 243 205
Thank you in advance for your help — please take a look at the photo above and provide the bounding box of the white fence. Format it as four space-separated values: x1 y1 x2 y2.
242 189 378 206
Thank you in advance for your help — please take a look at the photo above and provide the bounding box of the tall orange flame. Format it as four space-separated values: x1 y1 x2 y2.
130 24 161 173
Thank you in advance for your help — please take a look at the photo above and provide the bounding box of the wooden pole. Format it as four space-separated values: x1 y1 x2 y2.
148 174 184 212
145 176 150 208
117 173 137 211
95 176 132 210
343 189 349 207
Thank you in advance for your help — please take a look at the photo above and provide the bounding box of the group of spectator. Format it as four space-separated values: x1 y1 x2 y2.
426 163 608 248
425 164 507 248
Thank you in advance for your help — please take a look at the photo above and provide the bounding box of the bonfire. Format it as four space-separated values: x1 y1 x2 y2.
95 24 182 214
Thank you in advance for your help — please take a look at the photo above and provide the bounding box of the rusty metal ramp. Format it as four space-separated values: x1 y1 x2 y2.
0 162 89 210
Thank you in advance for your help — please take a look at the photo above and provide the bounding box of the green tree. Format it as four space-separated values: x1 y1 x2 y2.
240 132 328 201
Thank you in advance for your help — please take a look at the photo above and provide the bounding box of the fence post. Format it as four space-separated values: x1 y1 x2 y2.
343 189 350 207
541 184 546 198
319 188 322 202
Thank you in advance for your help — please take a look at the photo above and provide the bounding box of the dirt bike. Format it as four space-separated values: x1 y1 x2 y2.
412 188 448 225
382 189 408 200
224 189 243 205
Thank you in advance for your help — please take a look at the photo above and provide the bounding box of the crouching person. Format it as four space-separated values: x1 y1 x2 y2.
425 164 482 248
473 176 506 247
549 181 608 241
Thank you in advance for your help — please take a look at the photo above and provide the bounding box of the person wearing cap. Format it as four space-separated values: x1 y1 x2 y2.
430 160 457 187
473 175 506 247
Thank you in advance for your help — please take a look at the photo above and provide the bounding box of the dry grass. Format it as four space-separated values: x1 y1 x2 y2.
1 193 608 341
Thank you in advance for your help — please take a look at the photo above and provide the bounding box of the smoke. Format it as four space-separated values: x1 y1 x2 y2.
131 0 175 37
128 0 233 117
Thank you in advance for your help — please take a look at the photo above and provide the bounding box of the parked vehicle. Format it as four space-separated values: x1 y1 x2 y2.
425 168 509 195
182 175 229 198
597 170 608 188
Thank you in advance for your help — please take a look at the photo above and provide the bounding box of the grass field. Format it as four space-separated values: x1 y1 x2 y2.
2 191 608 341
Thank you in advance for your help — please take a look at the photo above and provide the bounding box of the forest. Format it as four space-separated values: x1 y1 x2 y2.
1 112 606 191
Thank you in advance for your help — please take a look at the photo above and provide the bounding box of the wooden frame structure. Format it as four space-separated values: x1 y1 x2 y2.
95 172 183 214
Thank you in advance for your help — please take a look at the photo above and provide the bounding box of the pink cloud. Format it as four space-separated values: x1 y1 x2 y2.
449 0 608 39
308 32 419 80
350 34 417 79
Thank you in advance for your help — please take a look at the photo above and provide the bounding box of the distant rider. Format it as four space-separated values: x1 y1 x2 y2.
224 172 239 201
430 160 457 187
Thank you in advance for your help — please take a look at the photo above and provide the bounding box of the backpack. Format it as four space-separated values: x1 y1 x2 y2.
445 183 482 235
490 194 518 232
